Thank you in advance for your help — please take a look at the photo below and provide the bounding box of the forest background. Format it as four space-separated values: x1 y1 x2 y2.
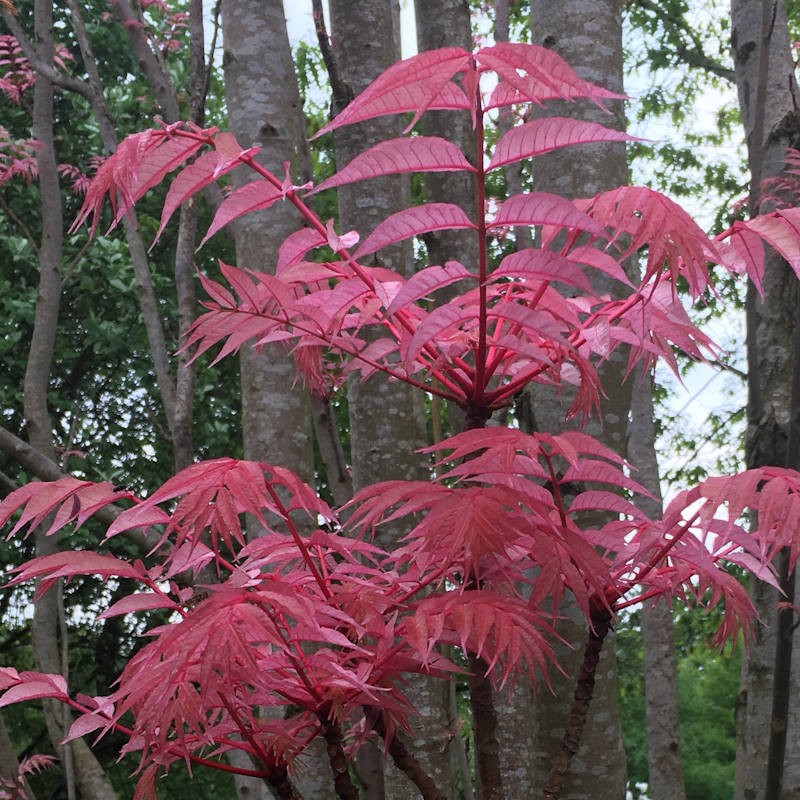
0 0 795 799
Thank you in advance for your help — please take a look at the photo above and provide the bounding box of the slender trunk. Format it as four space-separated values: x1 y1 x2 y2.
23 4 116 799
526 3 629 798
221 2 318 797
628 378 686 800
67 0 197 469
323 2 449 798
730 3 800 798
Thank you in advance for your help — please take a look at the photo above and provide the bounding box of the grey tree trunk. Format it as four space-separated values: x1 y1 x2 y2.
221 0 314 482
325 2 451 797
730 3 800 799
525 3 629 798
412 4 480 796
221 2 319 798
627 379 686 800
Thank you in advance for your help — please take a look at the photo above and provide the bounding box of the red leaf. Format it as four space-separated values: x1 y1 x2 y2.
478 43 625 109
276 227 327 275
567 244 633 287
98 592 180 620
741 208 800 282
313 48 471 137
7 551 145 599
311 137 475 195
386 261 477 314
404 296 478 368
355 203 476 258
0 672 69 708
0 478 131 539
580 186 717 297
488 117 636 170
155 131 249 242
493 249 594 293
73 130 205 236
200 180 284 246
490 192 606 238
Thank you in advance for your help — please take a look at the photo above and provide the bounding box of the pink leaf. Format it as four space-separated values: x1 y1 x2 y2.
64 713 112 743
313 48 471 137
311 137 475 195
276 227 327 275
200 180 284 246
492 249 594 293
0 673 69 708
155 134 249 243
404 298 478 368
0 478 131 539
742 208 800 282
386 261 477 315
8 551 146 598
488 117 636 170
490 192 606 238
325 219 360 253
355 203 475 257
478 43 626 109
98 592 180 620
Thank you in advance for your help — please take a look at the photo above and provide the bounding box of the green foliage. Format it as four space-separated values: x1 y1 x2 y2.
617 604 740 800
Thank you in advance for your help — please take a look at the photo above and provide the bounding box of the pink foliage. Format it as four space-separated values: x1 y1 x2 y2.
1 42 799 798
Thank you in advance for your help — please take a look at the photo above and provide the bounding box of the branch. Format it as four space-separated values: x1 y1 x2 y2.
321 719 360 800
0 8 94 100
108 0 181 121
311 0 353 117
370 714 447 800
468 654 503 800
629 0 735 83
0 424 158 554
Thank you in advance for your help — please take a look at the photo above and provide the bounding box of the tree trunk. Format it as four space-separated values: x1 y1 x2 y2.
730 3 800 799
22 4 117 799
325 2 451 797
221 2 319 797
628 379 686 800
526 3 629 798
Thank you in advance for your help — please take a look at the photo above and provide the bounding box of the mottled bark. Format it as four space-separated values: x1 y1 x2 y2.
222 0 313 481
627 378 686 800
494 0 533 251
730 3 800 799
221 1 318 797
414 0 480 277
325 2 449 797
526 3 629 798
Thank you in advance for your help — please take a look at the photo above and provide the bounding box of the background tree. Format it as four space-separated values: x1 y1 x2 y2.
525 2 629 797
731 2 800 799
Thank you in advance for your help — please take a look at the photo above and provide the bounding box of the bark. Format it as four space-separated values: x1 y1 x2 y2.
322 2 449 799
494 0 533 251
221 0 314 482
525 3 629 798
627 378 686 800
730 3 800 799
221 2 318 797
414 0 480 279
